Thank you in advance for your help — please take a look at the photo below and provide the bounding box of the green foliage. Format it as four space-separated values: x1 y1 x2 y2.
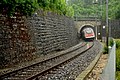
115 40 120 73
67 0 102 17
116 71 120 80
38 0 50 9
115 4 120 19
109 39 114 47
103 39 114 54
101 0 120 20
0 0 74 17
65 6 74 17
0 0 39 16
116 49 120 71
68 0 120 20
103 45 108 54
115 39 120 49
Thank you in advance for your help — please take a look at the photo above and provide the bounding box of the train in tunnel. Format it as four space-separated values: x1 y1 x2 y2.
80 25 95 41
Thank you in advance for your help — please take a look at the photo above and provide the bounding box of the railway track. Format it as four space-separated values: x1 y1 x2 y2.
0 41 95 80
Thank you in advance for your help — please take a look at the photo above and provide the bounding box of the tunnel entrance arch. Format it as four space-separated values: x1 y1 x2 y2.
78 24 95 39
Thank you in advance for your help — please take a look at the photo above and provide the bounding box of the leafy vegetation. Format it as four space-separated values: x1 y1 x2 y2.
67 0 102 18
103 39 114 54
67 0 120 20
103 45 108 54
116 40 120 70
116 39 120 49
37 0 74 17
115 39 120 79
101 0 120 20
0 0 39 16
116 49 120 71
0 0 74 17
109 0 120 19
116 71 120 80
103 39 120 79
1 0 120 19
109 38 114 47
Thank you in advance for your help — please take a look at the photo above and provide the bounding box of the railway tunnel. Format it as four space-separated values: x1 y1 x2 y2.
78 24 96 40
0 13 102 80
74 18 101 40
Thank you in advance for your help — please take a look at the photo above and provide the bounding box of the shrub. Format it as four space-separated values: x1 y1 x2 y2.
116 40 120 71
103 45 108 54
116 49 120 71
115 39 120 78
103 39 114 54
116 71 120 80
0 0 74 17
0 0 39 16
115 39 120 49
109 38 114 47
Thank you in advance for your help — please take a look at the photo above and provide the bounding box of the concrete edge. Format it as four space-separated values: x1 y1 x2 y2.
75 42 103 80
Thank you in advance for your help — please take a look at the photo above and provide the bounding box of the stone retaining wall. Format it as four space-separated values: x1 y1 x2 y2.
0 11 79 68
101 20 120 39
109 20 120 38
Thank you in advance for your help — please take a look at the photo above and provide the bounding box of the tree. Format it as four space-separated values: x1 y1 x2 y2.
67 0 102 18
0 0 39 16
0 0 74 17
102 0 120 20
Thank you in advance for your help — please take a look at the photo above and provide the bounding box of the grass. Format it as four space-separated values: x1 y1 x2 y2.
103 39 120 79
116 49 120 71
115 39 120 79
116 71 120 80
103 39 114 54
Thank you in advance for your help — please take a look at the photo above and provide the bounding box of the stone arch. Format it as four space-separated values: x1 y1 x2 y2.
78 24 95 38
78 24 95 33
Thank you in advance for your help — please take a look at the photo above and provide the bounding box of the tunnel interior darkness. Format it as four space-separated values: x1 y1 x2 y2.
79 25 95 39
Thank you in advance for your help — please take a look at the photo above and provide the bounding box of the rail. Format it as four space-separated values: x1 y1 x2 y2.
75 40 103 80
0 41 94 80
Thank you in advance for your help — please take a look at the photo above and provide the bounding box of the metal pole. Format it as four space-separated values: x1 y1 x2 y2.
100 0 103 42
95 5 97 40
106 0 109 49
93 0 98 40
95 20 97 40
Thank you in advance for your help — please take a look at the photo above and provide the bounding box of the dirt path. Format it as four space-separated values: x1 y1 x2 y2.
86 53 108 80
